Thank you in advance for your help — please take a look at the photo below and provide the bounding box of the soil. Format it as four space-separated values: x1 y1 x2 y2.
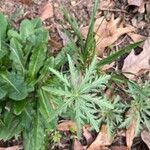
0 0 150 149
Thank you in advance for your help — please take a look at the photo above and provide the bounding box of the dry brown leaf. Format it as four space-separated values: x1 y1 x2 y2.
99 0 115 9
57 120 77 131
0 146 19 150
81 15 135 56
127 33 146 43
83 126 94 146
21 0 32 5
128 0 149 13
87 125 112 150
126 119 137 149
128 0 143 6
122 37 150 79
49 39 62 49
39 1 53 21
73 138 84 150
141 130 150 149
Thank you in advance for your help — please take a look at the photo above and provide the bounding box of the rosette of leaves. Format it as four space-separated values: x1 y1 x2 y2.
120 81 150 136
42 54 111 136
0 13 56 150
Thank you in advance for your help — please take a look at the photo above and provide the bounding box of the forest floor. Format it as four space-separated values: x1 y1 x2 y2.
0 0 150 150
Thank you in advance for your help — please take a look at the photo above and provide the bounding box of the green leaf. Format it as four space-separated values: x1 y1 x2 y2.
61 7 84 49
0 112 23 140
0 86 7 99
83 0 99 61
55 42 77 69
31 18 42 28
0 13 8 41
97 41 143 67
9 38 25 73
38 89 53 121
8 29 21 41
13 100 27 115
28 43 47 79
1 72 28 100
23 111 46 150
20 19 34 42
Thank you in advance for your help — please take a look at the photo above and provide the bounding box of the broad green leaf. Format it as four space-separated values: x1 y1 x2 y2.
28 43 47 79
23 111 45 150
1 72 28 100
0 112 23 140
7 29 21 41
0 85 7 99
9 38 25 73
35 27 48 44
13 100 27 115
38 89 53 121
0 13 8 41
20 19 34 42
31 18 42 28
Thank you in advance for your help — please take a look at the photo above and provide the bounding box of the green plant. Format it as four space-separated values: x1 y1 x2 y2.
120 81 150 136
0 13 55 150
97 96 125 137
43 55 111 136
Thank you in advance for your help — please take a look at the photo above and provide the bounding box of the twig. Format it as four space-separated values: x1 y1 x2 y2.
99 8 127 13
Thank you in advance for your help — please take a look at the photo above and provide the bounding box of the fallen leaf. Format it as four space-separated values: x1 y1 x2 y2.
127 33 146 43
87 125 112 150
111 146 128 150
73 138 84 150
122 37 150 79
81 15 135 56
0 146 19 150
21 0 32 5
128 0 149 13
141 130 150 149
39 1 53 21
49 39 62 49
57 120 77 131
83 126 94 146
126 119 137 149
128 0 143 7
99 0 115 9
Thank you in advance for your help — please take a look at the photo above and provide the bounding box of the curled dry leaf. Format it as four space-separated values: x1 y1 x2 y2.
127 33 146 43
81 15 135 57
122 37 150 79
87 125 112 150
141 130 150 149
57 120 77 131
83 126 94 146
73 138 84 150
39 1 53 21
126 118 137 149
